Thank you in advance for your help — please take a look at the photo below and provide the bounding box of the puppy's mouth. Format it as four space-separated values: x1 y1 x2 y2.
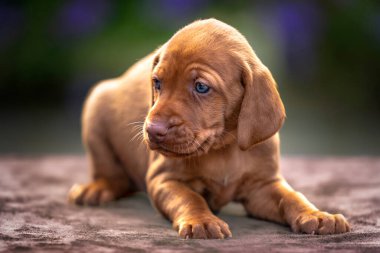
146 136 211 158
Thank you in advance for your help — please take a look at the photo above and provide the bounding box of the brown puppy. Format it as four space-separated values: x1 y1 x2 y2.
68 19 350 239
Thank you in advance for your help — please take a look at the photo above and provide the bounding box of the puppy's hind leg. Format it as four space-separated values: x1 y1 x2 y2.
68 136 132 206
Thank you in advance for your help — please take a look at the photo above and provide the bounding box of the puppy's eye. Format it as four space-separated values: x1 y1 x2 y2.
153 78 161 91
195 82 210 94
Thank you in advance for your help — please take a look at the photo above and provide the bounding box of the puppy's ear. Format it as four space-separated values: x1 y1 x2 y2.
237 59 286 150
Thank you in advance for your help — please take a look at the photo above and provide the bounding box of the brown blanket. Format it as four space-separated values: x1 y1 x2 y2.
0 156 379 252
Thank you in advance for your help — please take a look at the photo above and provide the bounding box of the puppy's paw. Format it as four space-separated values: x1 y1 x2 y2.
68 180 116 206
175 214 232 239
291 211 351 234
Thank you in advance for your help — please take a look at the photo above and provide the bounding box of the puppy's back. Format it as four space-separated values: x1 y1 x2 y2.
82 53 155 190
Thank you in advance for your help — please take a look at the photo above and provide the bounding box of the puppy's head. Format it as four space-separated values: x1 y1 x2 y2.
143 19 285 157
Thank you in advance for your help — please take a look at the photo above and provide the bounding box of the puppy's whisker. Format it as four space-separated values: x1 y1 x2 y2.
131 123 143 129
137 133 145 143
130 123 144 128
124 124 144 136
130 130 144 143
127 121 145 126
130 128 143 137
196 140 206 153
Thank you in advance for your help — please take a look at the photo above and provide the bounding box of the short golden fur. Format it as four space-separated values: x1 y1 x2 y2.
68 19 350 239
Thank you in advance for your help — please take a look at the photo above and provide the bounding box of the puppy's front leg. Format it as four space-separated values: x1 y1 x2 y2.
147 169 232 239
242 179 350 234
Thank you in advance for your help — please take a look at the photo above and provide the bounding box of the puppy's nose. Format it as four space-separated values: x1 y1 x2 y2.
146 121 168 143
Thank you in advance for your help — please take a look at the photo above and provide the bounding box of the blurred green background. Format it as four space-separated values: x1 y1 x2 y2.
1 0 379 155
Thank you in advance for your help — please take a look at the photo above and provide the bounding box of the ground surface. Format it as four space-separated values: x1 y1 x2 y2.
0 156 379 253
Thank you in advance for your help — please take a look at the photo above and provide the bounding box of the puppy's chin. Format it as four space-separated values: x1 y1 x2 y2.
145 140 202 158
144 135 214 158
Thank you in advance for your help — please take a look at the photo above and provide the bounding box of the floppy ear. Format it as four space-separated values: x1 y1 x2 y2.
237 59 286 150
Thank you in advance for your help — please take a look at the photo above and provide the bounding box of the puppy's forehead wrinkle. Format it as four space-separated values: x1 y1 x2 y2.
154 65 166 77
185 63 225 83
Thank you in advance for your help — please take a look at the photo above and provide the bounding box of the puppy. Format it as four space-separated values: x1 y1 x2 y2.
68 18 350 239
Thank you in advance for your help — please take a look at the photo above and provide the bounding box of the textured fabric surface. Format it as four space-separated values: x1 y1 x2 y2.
0 156 379 252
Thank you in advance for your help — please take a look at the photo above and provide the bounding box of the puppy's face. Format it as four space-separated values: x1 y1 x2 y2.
143 19 285 157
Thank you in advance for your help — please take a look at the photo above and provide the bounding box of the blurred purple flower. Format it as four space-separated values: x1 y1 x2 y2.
258 2 324 82
54 0 111 39
277 2 324 80
0 3 24 49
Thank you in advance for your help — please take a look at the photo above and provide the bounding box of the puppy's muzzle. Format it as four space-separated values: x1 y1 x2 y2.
145 119 199 156
146 121 169 143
